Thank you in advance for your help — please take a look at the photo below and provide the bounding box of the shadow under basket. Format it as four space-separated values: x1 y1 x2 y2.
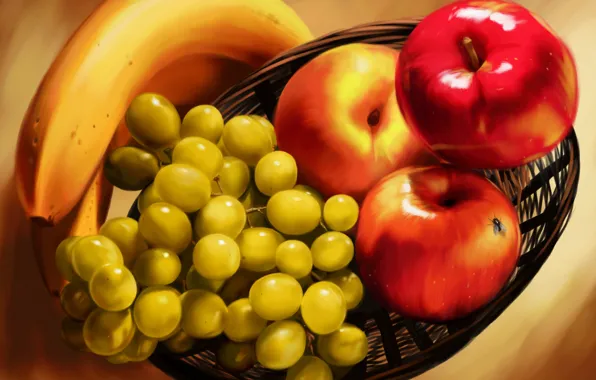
127 19 581 380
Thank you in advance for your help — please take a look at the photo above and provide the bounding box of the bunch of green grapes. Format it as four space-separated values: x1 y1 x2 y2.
56 93 369 376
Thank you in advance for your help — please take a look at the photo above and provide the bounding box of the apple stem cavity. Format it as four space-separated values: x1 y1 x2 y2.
462 37 481 71
367 109 381 127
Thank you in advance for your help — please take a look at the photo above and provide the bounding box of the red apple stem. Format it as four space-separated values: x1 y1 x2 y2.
462 37 480 71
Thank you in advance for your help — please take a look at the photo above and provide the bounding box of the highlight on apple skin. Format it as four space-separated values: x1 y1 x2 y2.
395 0 579 170
355 166 521 322
274 43 437 202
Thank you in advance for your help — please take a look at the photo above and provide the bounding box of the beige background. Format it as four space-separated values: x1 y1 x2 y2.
1 0 596 379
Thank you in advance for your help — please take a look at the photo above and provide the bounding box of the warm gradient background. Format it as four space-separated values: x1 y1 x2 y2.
1 0 595 379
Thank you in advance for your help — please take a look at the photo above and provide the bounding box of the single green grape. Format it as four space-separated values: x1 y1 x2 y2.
193 234 241 280
180 289 228 339
250 115 277 147
180 104 224 142
125 93 181 150
256 320 306 370
275 240 312 279
240 183 269 228
323 195 359 232
60 281 95 320
163 329 195 354
71 235 124 281
133 248 181 286
217 340 256 373
89 264 138 311
236 227 284 272
172 136 223 179
219 269 260 304
83 308 136 356
138 202 192 253
266 190 321 235
194 195 246 239
104 146 160 191
223 298 267 342
316 323 368 367
293 184 325 212
185 266 226 292
326 269 364 310
311 232 354 272
60 317 88 352
153 164 211 213
286 356 333 380
137 183 163 214
211 156 250 198
217 137 231 156
133 286 182 339
254 151 297 196
222 115 273 166
99 217 148 268
249 273 302 321
122 330 158 362
55 236 81 282
301 281 346 335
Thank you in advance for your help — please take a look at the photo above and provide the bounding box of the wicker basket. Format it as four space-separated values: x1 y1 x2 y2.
128 19 580 380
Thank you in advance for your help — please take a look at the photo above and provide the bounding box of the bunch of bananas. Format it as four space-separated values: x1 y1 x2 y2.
15 0 313 296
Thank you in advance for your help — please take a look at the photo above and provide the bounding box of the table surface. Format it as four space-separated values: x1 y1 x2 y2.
1 0 595 379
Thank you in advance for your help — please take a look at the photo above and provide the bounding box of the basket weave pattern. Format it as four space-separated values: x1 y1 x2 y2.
132 20 580 380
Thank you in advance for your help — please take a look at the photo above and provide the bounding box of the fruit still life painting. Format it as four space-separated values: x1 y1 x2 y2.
7 0 582 379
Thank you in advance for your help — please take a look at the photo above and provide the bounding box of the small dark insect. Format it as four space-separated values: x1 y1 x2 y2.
489 217 507 235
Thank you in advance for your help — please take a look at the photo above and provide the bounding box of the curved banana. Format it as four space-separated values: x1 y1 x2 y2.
16 0 313 225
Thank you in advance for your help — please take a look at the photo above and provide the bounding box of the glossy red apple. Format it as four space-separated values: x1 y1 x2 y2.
274 43 436 202
395 0 579 169
356 166 521 322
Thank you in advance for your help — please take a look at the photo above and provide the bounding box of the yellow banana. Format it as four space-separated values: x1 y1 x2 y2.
16 0 313 225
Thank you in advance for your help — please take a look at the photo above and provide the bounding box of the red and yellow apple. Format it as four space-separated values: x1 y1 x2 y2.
274 43 436 202
356 166 520 322
395 0 579 169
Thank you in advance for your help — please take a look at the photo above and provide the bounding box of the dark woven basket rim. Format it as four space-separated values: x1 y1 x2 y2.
129 18 580 380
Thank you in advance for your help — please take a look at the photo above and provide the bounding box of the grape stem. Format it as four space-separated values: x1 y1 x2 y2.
214 177 223 192
319 221 328 232
311 271 325 282
246 206 267 214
